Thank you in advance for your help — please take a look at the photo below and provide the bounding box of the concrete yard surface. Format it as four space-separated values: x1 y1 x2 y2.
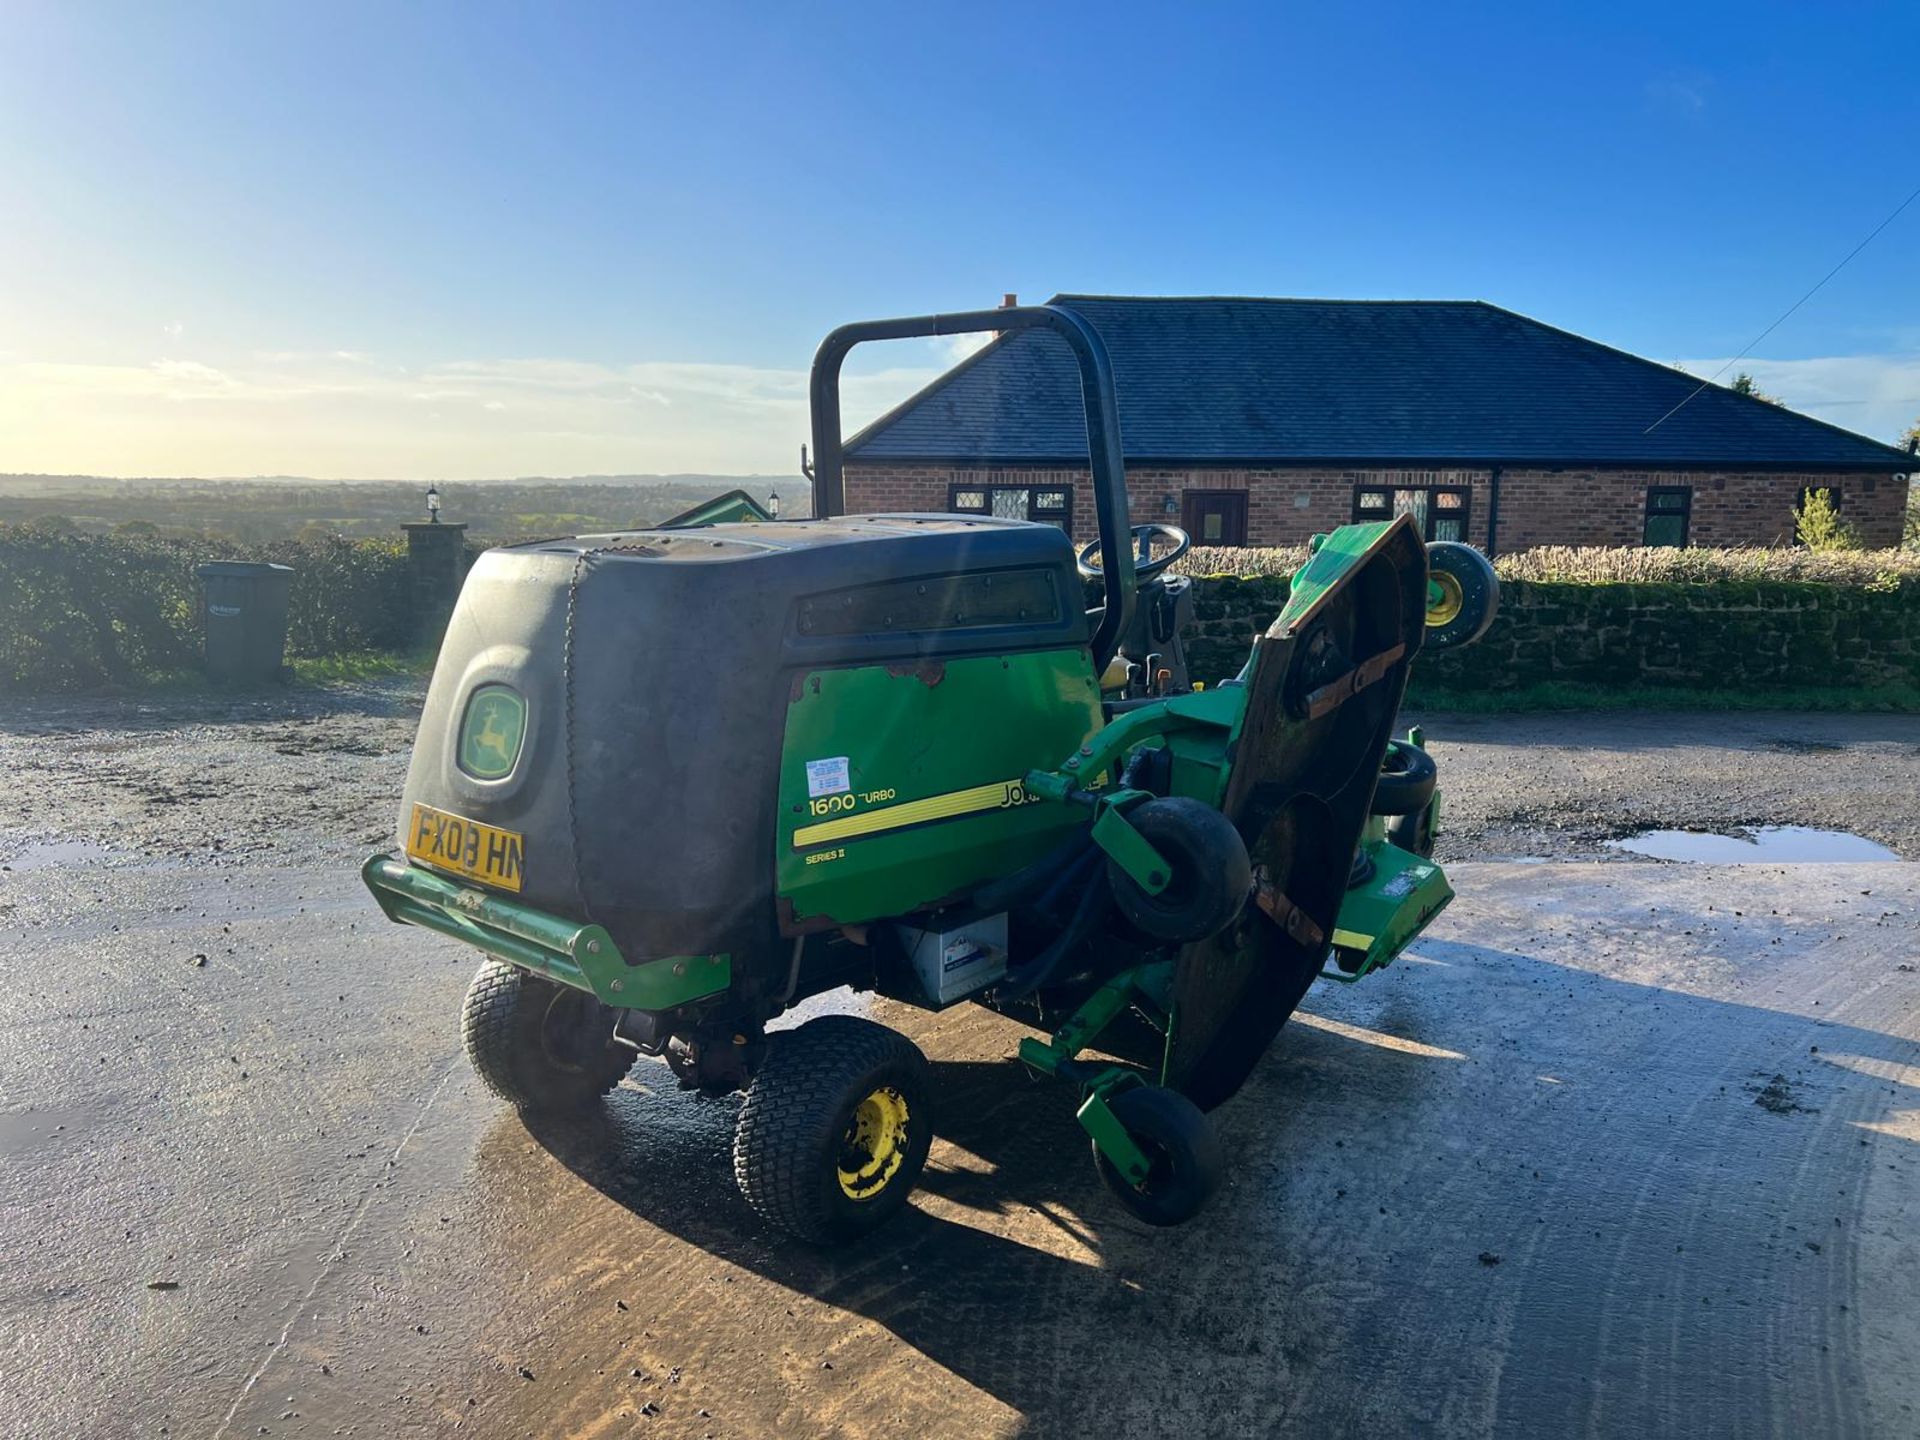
0 693 1917 1438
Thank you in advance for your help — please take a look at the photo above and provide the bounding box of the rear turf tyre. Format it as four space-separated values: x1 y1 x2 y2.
1107 797 1252 943
733 1016 933 1245
460 959 635 1114
1424 541 1500 649
1092 1085 1224 1227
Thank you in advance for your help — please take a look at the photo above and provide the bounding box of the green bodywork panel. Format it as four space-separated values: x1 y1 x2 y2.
776 648 1104 926
1327 838 1454 982
658 487 774 528
1274 520 1398 635
361 855 732 1010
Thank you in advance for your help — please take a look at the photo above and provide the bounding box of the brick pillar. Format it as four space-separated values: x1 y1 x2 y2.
402 522 468 649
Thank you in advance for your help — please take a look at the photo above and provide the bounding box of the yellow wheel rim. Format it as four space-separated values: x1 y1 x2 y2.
837 1085 911 1200
1426 571 1464 628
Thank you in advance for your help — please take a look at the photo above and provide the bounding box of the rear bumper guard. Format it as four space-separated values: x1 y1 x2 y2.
360 854 730 1011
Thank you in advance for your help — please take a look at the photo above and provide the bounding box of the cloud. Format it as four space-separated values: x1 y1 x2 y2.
940 332 995 365
1674 354 1920 445
0 348 947 477
1645 72 1710 116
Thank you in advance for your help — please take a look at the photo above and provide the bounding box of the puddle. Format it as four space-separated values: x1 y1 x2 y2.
0 1102 106 1159
1607 826 1900 864
1 839 117 873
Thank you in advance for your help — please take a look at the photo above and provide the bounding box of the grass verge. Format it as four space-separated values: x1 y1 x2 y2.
288 651 432 685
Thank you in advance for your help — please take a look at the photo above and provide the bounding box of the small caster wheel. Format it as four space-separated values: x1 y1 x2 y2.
733 1015 933 1245
460 959 635 1114
1106 797 1252 943
1092 1085 1224 1226
1370 739 1438 818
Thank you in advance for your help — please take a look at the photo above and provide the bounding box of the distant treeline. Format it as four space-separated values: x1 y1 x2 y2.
0 474 813 543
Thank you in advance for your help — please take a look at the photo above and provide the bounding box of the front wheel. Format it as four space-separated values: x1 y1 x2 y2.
1107 797 1252 943
460 960 635 1114
733 1016 933 1245
1092 1085 1224 1226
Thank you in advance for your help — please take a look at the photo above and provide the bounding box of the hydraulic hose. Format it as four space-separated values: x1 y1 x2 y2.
995 855 1112 1003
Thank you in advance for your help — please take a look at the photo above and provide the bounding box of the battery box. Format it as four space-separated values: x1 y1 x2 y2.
895 913 1008 1007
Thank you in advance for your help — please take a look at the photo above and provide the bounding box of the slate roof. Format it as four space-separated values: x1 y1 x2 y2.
845 296 1913 472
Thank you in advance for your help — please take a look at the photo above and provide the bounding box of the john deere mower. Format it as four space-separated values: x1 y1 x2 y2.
363 304 1498 1243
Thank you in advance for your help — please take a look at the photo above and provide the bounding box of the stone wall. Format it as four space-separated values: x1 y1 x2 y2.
1418 579 1920 692
844 461 1910 550
1175 575 1920 693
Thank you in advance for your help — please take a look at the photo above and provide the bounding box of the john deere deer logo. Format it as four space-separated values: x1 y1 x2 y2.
460 687 524 779
474 704 512 765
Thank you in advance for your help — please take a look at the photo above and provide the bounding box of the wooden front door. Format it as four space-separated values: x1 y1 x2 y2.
1181 490 1248 546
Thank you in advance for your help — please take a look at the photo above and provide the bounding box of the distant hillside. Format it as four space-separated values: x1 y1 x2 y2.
0 474 813 542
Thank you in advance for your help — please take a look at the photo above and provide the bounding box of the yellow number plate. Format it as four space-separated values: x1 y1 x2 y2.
406 803 525 892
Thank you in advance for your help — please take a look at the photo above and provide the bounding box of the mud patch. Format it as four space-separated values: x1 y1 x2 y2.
1767 738 1845 755
1748 1072 1819 1117
253 724 393 757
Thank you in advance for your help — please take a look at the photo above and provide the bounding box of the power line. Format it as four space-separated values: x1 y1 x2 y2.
1645 178 1920 433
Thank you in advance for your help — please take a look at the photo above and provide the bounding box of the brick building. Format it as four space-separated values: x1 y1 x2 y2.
841 296 1912 551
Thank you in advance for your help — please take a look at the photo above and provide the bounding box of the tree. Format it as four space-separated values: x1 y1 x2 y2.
1729 372 1783 406
1899 419 1918 549
1794 488 1858 551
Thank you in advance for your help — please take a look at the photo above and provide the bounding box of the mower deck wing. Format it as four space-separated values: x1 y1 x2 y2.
1165 517 1429 1110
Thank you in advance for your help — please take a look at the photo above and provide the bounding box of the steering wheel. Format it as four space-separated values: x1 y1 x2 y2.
1078 523 1191 581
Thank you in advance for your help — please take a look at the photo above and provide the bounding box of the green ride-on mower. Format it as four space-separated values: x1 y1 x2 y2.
362 304 1499 1244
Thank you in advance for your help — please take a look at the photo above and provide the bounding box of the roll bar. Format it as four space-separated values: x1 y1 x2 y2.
808 305 1136 672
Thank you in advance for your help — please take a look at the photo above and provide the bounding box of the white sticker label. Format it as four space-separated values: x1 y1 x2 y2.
805 756 851 798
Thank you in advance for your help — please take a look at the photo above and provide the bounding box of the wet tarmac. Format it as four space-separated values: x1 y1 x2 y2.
2 849 1916 1438
2 693 1918 1437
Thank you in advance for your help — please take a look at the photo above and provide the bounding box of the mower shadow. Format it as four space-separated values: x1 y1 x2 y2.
524 936 1920 1438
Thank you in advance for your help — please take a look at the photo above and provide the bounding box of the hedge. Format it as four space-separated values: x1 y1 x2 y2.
1176 566 1919 692
1178 543 1920 586
0 525 415 694
4 524 1915 698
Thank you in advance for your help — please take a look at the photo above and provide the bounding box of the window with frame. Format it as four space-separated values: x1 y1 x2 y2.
1643 486 1691 547
1352 485 1472 542
948 484 1073 536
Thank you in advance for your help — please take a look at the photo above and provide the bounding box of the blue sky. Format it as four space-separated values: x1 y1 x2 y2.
3 1 1917 477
